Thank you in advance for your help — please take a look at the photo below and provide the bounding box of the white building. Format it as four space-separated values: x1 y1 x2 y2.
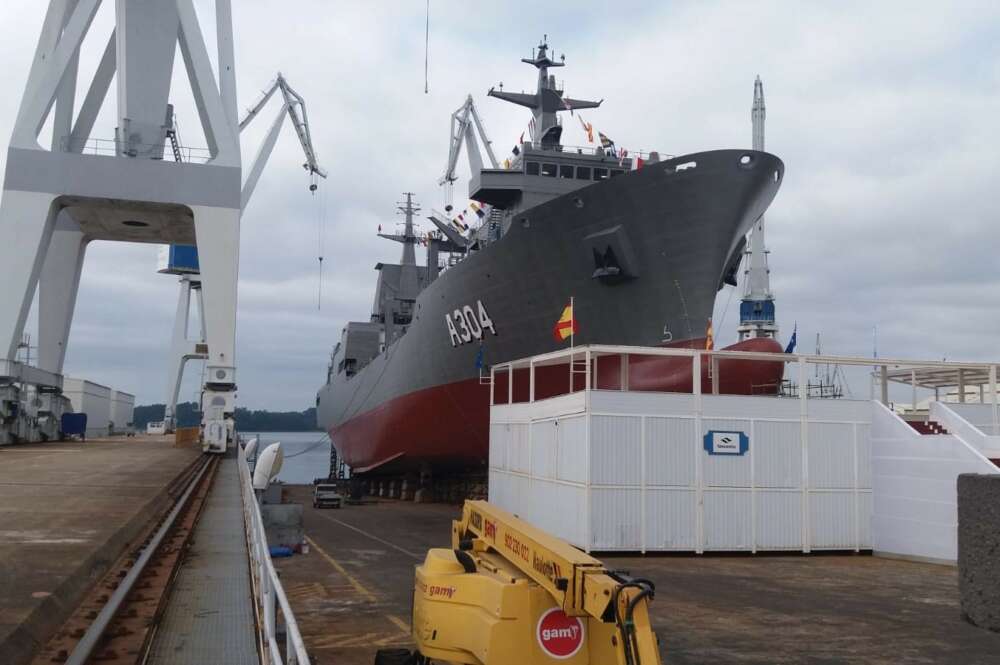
63 379 134 437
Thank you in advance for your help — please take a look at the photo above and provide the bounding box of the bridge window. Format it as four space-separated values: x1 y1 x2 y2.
541 163 557 177
576 166 591 180
610 169 625 178
593 167 609 180
526 162 540 176
559 164 574 178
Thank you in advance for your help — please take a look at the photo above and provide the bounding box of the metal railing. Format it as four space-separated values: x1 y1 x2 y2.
59 136 212 163
237 444 310 665
518 141 675 162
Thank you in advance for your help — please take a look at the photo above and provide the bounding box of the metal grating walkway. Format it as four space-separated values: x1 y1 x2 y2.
146 455 259 664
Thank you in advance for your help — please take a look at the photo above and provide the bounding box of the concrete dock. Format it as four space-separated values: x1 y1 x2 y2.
276 485 1000 665
0 436 200 665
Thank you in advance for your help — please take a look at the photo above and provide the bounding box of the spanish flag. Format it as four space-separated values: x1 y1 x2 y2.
705 318 714 350
553 300 578 342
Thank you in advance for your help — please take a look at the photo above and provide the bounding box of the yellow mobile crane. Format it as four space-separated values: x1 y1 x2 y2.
406 501 663 665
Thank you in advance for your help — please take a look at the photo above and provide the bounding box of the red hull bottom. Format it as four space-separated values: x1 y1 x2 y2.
331 338 785 474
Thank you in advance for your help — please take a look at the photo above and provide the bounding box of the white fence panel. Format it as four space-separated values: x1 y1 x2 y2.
808 422 855 489
645 489 697 550
590 487 642 550
530 421 557 480
590 415 642 486
489 389 874 553
756 490 801 549
556 416 588 483
508 423 530 473
488 423 507 470
703 490 752 550
809 492 856 549
645 417 696 487
753 421 801 488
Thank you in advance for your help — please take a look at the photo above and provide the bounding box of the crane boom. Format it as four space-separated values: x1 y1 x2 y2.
239 73 327 208
408 500 663 665
439 95 498 206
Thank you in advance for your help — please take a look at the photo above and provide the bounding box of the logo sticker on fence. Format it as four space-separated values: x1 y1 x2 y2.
704 430 749 455
537 607 585 659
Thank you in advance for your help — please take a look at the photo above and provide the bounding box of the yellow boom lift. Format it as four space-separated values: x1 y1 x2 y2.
405 500 663 664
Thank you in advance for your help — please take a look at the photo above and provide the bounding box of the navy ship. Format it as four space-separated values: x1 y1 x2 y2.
317 40 785 475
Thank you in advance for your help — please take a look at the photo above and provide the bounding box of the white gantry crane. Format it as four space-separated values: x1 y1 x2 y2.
160 72 327 432
240 73 328 208
439 95 498 209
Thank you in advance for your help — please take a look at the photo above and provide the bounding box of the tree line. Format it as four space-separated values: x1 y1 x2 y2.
132 402 321 432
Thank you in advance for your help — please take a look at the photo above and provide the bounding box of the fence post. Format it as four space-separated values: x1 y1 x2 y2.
991 365 998 435
799 356 810 553
692 351 703 554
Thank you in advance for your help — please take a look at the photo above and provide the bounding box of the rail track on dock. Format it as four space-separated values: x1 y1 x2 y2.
31 455 220 665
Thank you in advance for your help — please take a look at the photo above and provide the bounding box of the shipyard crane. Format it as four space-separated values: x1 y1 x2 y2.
439 95 498 209
239 73 328 208
405 500 663 665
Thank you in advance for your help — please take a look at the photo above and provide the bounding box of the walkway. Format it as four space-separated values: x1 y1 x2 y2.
146 455 259 664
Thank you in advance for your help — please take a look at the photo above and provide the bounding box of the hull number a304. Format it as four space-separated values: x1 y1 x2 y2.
446 300 497 346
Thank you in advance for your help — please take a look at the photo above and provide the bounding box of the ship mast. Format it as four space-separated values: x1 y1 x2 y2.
488 36 602 148
737 75 779 341
378 193 422 300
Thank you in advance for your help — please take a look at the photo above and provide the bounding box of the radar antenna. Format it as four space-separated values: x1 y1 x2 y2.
487 37 602 148
439 95 498 208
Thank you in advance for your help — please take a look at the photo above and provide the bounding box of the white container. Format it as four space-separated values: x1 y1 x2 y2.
489 389 873 553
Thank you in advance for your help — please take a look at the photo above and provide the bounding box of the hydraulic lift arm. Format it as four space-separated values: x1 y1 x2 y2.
408 500 663 665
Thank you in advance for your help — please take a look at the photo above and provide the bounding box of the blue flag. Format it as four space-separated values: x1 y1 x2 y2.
784 325 797 354
475 345 485 370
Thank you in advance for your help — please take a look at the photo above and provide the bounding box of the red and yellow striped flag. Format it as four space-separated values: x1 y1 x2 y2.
553 300 578 342
705 318 714 350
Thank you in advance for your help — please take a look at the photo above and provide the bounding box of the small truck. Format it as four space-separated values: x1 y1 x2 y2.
312 483 343 509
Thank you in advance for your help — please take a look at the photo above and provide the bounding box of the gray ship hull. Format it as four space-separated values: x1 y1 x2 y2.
317 149 784 473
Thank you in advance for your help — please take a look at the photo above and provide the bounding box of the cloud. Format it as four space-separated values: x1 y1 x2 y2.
0 1 997 409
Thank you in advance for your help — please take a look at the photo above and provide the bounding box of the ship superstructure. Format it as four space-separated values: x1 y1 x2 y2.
318 40 786 477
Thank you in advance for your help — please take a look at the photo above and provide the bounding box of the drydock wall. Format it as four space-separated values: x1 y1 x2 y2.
489 390 872 552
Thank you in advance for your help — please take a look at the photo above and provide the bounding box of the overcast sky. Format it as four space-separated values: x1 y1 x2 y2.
0 1 998 409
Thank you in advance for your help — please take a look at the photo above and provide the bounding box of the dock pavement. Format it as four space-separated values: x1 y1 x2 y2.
276 485 1000 665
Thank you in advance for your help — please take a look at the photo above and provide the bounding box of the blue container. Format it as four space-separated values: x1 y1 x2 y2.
61 412 88 436
157 244 200 275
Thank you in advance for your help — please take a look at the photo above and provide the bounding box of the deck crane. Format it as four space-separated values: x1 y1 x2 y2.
439 95 499 210
239 73 328 208
403 500 663 665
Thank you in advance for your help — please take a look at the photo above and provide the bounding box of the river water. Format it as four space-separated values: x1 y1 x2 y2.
249 431 331 484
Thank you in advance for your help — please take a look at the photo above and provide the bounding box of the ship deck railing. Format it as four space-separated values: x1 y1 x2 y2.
488 343 1000 422
238 444 311 665
518 141 676 162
